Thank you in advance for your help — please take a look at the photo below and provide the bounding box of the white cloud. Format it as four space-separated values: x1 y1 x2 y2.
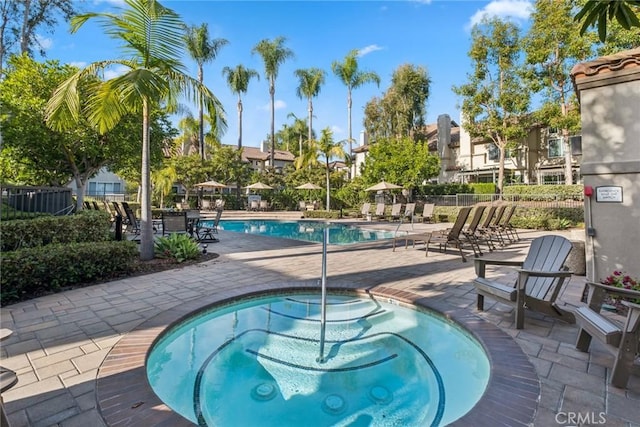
69 61 87 69
412 0 432 4
93 0 126 6
467 0 533 30
103 64 129 80
261 99 287 111
35 34 53 50
357 44 384 57
331 125 344 136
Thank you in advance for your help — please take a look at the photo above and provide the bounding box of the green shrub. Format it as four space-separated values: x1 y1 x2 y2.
0 240 138 306
0 210 111 252
503 184 583 200
154 233 201 263
433 206 464 222
303 210 341 219
468 183 497 194
510 207 583 230
415 183 473 196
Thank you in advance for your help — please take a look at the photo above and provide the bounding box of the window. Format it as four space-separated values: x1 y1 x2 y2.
570 135 582 155
487 143 499 161
548 138 563 158
88 182 122 195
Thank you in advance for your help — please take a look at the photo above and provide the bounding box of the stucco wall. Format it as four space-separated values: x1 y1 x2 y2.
575 57 640 282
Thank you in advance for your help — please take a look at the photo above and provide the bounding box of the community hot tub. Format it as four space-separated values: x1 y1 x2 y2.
96 286 540 427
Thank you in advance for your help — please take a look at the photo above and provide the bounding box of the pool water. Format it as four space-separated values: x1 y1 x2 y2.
211 220 401 244
147 293 490 426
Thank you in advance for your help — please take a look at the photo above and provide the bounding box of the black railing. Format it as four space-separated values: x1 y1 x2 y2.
1 184 74 220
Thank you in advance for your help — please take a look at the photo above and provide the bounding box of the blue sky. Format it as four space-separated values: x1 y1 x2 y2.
38 0 534 149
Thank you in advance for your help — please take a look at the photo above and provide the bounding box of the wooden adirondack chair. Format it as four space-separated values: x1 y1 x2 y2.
575 281 640 388
427 206 473 262
473 235 575 329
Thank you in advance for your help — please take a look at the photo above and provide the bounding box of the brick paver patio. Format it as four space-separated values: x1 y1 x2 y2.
1 220 638 426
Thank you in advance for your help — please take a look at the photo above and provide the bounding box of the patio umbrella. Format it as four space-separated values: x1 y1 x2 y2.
195 181 227 207
365 180 403 191
245 182 274 190
295 182 323 190
195 180 227 189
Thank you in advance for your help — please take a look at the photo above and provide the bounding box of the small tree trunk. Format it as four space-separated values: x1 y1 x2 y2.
140 97 154 260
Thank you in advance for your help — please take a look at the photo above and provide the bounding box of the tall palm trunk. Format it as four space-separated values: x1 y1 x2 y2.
347 88 353 179
198 64 205 160
308 98 313 147
325 165 330 210
270 79 275 166
236 97 243 200
140 97 154 260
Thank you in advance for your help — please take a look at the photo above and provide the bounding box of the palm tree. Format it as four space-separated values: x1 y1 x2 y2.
314 127 346 210
252 36 294 167
222 65 260 149
294 67 326 150
184 23 228 160
176 114 199 156
152 163 177 208
331 49 380 175
45 0 224 260
287 112 309 158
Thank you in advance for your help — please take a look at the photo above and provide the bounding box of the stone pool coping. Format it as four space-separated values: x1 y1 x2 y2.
96 282 540 426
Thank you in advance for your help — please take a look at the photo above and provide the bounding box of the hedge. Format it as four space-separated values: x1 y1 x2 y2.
0 210 111 252
0 240 139 306
503 184 583 200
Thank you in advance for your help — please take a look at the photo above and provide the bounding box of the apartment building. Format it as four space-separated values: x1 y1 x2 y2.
223 142 295 173
353 114 582 185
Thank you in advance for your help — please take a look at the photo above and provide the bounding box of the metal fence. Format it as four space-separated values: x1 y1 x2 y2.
419 193 584 209
1 184 74 220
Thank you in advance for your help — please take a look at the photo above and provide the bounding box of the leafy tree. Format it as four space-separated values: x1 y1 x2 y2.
453 17 531 193
0 0 76 76
45 0 224 260
331 49 381 165
184 23 228 160
172 154 207 205
363 64 431 142
294 67 326 150
575 0 640 42
361 137 439 189
252 36 294 167
222 64 260 150
0 55 171 209
524 0 593 185
596 18 640 55
207 144 252 187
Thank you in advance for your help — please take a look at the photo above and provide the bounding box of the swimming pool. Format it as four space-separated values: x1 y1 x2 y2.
215 220 402 245
147 292 490 426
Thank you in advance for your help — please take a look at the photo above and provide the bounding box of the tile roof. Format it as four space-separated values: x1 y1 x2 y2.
222 144 295 162
571 47 640 78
